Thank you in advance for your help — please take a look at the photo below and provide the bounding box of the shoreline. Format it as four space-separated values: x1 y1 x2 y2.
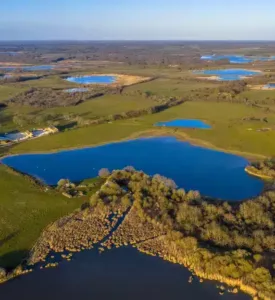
245 166 273 180
2 128 266 161
65 73 152 87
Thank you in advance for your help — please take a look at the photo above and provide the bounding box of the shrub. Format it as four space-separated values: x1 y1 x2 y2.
98 168 110 178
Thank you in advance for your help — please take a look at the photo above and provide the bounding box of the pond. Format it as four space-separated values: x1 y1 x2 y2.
155 119 211 129
0 247 249 300
64 88 89 93
65 75 116 84
195 69 261 81
0 74 13 80
0 65 53 71
201 55 275 64
2 137 263 201
265 83 275 89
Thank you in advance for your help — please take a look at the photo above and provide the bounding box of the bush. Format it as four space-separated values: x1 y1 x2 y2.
98 168 110 178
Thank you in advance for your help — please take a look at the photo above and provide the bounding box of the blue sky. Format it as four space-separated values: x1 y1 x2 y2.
1 0 275 40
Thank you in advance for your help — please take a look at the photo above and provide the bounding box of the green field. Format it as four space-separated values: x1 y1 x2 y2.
0 165 90 268
0 92 159 132
10 101 275 157
0 85 28 103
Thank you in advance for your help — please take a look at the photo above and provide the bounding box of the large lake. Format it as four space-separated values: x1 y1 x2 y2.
66 75 116 84
201 55 275 64
195 69 261 81
2 137 263 201
0 247 250 300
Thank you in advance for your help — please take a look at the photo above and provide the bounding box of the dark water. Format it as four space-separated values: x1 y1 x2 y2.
155 119 211 129
2 137 263 201
0 248 250 300
66 75 116 84
194 69 261 81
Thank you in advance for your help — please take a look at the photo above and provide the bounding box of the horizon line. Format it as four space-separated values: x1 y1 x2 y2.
0 39 275 43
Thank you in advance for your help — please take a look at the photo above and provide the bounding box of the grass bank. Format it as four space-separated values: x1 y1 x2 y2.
9 101 275 157
0 165 100 269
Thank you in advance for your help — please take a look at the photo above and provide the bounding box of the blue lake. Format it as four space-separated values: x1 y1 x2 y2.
155 119 211 129
65 75 116 84
265 83 275 89
64 88 89 93
195 69 261 81
0 65 53 71
2 137 263 201
201 55 275 64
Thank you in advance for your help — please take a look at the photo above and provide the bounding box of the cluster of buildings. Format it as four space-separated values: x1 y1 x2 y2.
0 126 58 145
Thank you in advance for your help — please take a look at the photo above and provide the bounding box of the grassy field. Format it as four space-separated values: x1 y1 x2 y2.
27 94 158 119
10 101 275 157
0 165 97 269
124 77 218 97
0 92 158 133
0 85 28 103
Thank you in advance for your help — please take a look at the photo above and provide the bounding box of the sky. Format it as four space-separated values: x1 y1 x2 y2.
1 0 275 40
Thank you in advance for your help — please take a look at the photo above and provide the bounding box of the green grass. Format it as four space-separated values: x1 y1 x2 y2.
240 89 275 102
10 101 275 157
124 77 218 97
17 75 74 89
35 94 157 118
10 121 149 153
0 85 28 103
0 93 158 133
0 165 93 268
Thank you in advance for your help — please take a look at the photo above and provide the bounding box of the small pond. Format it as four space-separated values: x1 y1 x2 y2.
64 88 89 93
0 74 13 80
201 55 275 64
195 69 261 81
155 119 211 129
2 137 263 201
265 83 275 89
65 75 116 84
0 247 249 300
